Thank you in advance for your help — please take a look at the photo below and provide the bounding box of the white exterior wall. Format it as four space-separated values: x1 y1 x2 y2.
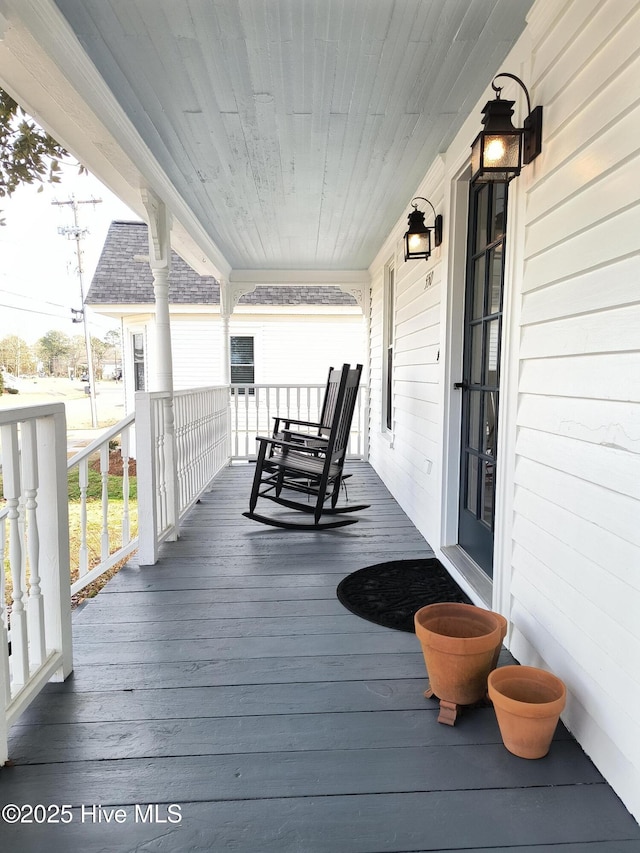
121 308 364 409
230 311 365 385
510 0 640 821
368 224 444 532
170 315 221 389
368 0 640 820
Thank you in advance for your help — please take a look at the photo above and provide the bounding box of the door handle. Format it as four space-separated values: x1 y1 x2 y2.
453 381 468 390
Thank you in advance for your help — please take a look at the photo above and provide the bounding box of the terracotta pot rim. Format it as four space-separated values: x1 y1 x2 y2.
488 665 566 718
415 602 502 654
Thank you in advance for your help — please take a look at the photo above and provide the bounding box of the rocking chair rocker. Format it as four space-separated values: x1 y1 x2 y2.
243 364 368 530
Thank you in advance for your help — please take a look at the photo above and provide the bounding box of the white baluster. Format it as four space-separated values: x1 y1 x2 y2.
243 382 250 458
1 424 29 687
156 398 167 534
100 443 109 561
22 421 46 667
0 515 12 706
78 457 89 576
121 428 131 544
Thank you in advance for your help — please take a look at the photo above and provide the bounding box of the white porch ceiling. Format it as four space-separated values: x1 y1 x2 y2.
22 0 534 273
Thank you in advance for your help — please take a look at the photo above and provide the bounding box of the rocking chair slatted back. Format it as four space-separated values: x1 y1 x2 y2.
272 365 340 445
318 365 342 436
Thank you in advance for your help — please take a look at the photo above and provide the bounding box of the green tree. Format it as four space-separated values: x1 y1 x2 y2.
0 87 83 223
36 330 72 377
0 334 36 375
68 334 87 378
91 336 108 379
104 329 121 364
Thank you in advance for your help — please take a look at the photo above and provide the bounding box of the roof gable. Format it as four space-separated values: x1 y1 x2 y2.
87 221 358 306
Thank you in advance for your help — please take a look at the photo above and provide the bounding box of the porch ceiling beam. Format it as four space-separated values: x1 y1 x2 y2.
228 268 371 314
0 0 232 281
229 270 371 286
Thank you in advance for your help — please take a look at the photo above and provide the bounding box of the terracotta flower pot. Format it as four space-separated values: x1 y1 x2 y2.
414 603 503 708
488 665 566 759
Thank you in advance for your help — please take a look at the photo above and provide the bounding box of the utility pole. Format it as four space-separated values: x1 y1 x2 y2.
53 195 102 428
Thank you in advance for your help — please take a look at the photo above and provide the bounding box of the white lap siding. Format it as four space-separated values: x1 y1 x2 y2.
509 0 640 819
367 0 640 820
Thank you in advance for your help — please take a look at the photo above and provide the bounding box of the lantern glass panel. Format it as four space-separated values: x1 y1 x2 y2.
407 231 430 256
483 133 520 170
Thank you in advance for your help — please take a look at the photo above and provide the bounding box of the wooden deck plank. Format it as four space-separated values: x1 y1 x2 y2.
68 632 419 666
6 705 572 765
18 678 433 725
73 592 355 610
1 462 637 851
72 615 395 642
0 741 603 804
0 787 638 852
39 651 428 691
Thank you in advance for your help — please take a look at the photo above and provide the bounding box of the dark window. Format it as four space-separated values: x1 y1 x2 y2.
385 265 395 431
133 333 145 391
230 336 255 393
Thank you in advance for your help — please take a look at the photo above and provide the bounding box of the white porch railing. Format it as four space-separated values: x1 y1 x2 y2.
229 383 367 460
1 382 366 757
66 414 137 597
135 385 230 565
0 403 73 764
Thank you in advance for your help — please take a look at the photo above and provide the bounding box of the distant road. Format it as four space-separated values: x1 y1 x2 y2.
0 377 127 458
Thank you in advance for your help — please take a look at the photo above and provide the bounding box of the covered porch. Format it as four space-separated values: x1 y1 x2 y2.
1 463 638 851
1 0 639 830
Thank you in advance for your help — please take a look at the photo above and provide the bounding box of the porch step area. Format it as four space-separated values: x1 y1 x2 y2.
2 463 639 851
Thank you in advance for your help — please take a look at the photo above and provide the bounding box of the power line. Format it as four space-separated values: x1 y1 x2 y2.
0 301 69 319
0 287 71 311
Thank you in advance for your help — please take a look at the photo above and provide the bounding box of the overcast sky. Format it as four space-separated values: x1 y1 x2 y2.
0 168 140 346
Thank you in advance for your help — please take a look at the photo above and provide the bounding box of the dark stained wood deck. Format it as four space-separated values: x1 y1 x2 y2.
2 463 639 851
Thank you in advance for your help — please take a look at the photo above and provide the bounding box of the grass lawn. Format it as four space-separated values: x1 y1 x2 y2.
2 455 137 609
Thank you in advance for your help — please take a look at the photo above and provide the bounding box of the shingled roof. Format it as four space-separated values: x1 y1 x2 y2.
87 221 358 307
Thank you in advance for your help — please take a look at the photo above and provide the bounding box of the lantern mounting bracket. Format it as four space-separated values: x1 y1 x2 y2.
491 73 543 165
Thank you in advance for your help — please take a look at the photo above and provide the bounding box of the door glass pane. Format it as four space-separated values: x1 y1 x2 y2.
466 455 479 514
483 391 497 456
467 392 481 450
488 246 503 315
482 460 495 527
474 185 488 250
484 320 499 384
471 325 483 384
471 255 486 319
492 183 506 241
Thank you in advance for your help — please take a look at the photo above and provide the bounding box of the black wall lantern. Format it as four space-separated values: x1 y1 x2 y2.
403 197 443 261
470 72 543 183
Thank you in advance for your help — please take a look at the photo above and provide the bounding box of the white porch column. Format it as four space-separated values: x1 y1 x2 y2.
219 281 257 463
219 280 232 386
338 282 371 461
141 189 179 540
219 281 258 384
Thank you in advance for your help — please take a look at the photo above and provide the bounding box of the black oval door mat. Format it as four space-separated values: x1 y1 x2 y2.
336 558 472 632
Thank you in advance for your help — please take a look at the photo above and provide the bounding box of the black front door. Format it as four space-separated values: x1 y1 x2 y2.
457 181 507 577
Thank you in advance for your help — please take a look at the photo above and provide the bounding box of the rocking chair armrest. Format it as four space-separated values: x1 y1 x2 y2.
255 434 328 454
272 416 323 430
282 430 329 443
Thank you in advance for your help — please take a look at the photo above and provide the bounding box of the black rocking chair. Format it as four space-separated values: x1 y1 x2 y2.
243 364 369 530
